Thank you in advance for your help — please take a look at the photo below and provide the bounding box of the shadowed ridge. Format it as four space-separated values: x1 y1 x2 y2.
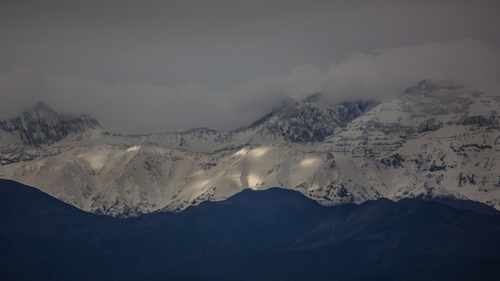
430 197 500 216
2 179 500 281
0 179 110 236
0 179 91 216
169 187 331 248
216 187 324 208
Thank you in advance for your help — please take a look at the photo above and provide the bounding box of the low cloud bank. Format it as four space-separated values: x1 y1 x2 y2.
1 39 499 133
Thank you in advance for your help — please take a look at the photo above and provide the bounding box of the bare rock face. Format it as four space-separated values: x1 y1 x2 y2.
0 102 101 146
244 94 376 143
1 80 500 217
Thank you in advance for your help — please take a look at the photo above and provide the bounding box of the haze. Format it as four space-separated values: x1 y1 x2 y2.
1 0 499 133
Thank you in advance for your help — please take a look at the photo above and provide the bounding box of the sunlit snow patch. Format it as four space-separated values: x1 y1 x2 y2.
299 157 321 167
249 147 271 158
78 149 110 172
247 174 263 189
192 179 211 190
126 145 141 152
233 148 249 156
83 154 107 171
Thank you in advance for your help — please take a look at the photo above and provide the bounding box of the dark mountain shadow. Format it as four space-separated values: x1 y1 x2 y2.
1 179 500 281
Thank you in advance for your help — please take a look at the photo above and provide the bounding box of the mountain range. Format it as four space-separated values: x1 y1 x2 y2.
2 179 500 281
1 79 500 216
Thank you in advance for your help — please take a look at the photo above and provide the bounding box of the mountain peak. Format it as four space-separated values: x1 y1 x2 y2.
32 101 54 112
302 92 325 103
404 79 464 95
23 101 60 124
243 94 375 143
0 102 101 146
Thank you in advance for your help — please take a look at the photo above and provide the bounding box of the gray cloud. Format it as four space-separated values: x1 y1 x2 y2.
321 39 500 102
1 1 499 133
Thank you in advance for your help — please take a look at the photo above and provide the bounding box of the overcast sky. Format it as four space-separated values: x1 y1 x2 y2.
1 0 499 133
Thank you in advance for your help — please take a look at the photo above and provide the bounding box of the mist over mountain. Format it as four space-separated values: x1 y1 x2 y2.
1 0 500 133
2 40 499 134
2 1 500 280
1 79 500 217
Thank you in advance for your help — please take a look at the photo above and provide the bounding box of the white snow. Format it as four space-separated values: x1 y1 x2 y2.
126 145 141 152
2 80 500 216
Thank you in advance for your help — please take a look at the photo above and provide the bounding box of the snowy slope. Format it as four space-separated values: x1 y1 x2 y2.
0 102 102 165
1 80 499 216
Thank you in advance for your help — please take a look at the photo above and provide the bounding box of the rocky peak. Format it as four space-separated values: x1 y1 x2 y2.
0 102 101 146
403 79 464 95
31 101 58 116
333 100 377 124
248 93 376 143
302 92 324 103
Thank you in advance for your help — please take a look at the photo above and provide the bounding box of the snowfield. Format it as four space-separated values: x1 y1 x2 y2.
1 80 500 216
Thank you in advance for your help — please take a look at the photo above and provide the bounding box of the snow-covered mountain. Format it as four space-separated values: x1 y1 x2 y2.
0 102 101 165
1 80 500 216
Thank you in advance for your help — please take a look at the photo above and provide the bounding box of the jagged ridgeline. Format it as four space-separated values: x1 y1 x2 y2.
0 101 101 147
1 80 500 216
